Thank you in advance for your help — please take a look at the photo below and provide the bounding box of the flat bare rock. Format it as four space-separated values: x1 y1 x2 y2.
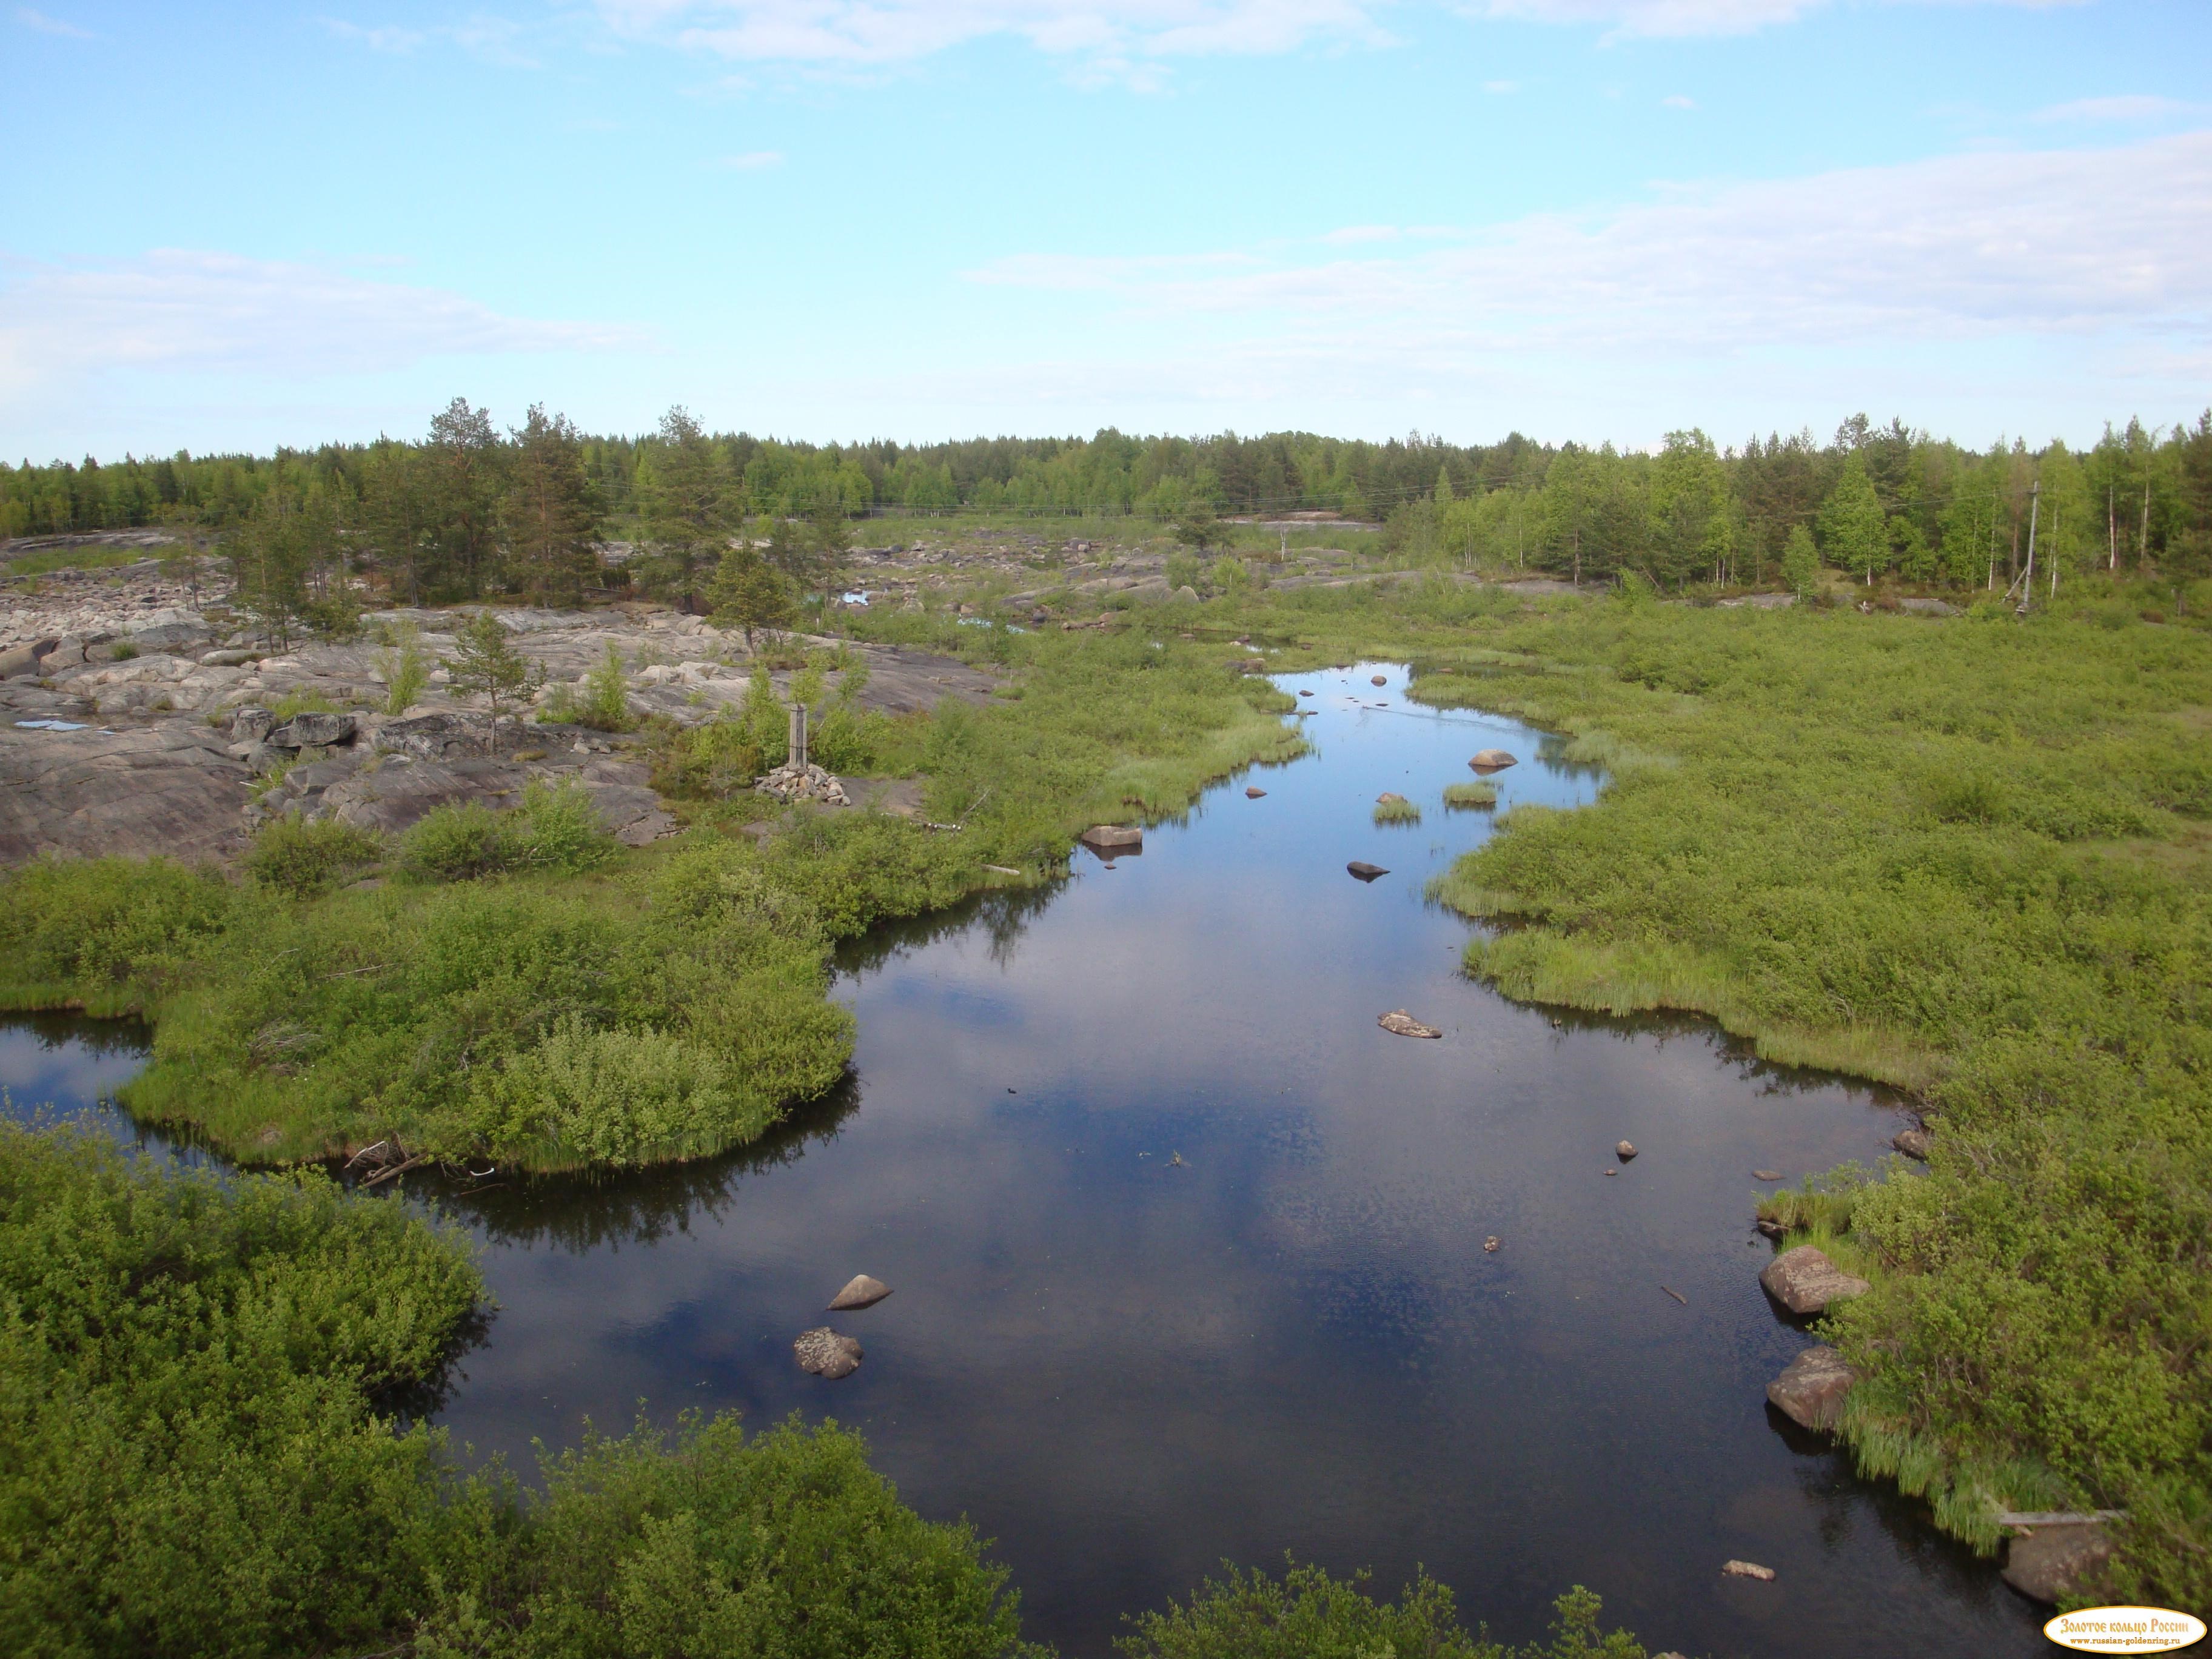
793 1327 863 1379
1379 1010 1442 1039
1469 749 1517 770
828 1274 891 1311
1767 1343 1854 1431
0 712 251 865
2002 1521 2114 1604
1759 1245 1869 1316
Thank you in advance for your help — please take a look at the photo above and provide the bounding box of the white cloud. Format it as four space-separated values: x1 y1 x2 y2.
2036 95 2198 124
1661 92 1693 108
14 6 92 36
321 17 426 52
0 249 643 400
712 149 784 169
595 0 1394 66
956 132 2212 429
1464 0 2077 40
1481 78 1516 93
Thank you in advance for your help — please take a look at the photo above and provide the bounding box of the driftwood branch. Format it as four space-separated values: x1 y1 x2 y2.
361 1154 431 1188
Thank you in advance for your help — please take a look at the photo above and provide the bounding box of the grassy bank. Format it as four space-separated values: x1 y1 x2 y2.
0 626 1298 1171
1196 574 2208 1606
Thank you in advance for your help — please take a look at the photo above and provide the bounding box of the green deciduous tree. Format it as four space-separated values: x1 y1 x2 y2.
710 545 795 651
1818 451 1888 584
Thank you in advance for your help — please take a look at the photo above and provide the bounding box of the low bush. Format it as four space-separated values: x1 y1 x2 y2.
0 856 235 1014
399 780 617 883
244 815 383 897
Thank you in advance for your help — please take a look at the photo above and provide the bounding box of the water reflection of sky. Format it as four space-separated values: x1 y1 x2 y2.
1 664 2047 1658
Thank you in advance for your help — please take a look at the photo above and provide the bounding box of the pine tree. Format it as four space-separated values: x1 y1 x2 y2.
503 406 600 606
709 545 794 651
638 406 729 606
444 612 537 754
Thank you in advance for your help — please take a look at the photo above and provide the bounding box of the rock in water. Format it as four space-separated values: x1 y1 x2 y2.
1080 824 1143 852
1346 861 1389 881
828 1274 891 1312
1245 786 1267 799
1758 1245 1871 1316
1483 1236 1500 1253
1766 1344 1854 1431
1378 1010 1443 1039
2002 1522 2115 1604
1376 791 1408 804
1615 1140 1638 1161
1370 674 1387 685
1469 749 1518 771
1753 1170 1783 1182
1721 1561 1776 1582
793 1327 863 1379
1892 1127 1931 1160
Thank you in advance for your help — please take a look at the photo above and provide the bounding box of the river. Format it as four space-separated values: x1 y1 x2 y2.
1 662 2048 1657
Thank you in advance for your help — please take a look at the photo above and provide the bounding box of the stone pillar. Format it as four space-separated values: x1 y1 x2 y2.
788 705 808 769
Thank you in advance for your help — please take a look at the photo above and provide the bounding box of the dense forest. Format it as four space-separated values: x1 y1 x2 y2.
4 403 2210 605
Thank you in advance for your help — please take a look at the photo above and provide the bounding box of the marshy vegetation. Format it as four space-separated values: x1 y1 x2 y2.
1443 780 1498 810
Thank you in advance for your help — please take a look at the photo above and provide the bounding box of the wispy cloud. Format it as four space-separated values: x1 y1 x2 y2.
15 6 93 38
963 132 2212 392
0 249 643 401
2035 94 2198 124
1661 93 1693 109
712 149 784 169
1464 0 2078 41
321 18 427 52
594 0 1394 69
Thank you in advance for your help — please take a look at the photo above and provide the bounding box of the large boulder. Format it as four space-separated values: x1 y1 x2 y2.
269 711 356 748
1759 1245 1870 1316
1346 860 1389 880
828 1274 892 1311
1081 824 1142 852
1469 749 1518 771
2002 1521 2114 1604
793 1327 863 1379
1767 1344 1854 1430
375 711 481 760
0 638 56 678
232 706 275 743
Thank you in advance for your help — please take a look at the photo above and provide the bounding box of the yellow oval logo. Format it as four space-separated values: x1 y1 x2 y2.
2044 1607 2208 1654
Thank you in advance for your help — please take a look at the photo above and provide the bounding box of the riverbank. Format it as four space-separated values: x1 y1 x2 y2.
1208 577 2210 1610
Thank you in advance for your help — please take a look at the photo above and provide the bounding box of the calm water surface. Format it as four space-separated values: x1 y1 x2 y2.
2 663 2048 1658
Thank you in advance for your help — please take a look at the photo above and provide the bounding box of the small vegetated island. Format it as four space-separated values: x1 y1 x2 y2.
1 406 2207 1649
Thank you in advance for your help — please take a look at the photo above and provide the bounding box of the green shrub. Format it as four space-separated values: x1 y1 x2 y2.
400 801 515 882
375 625 430 714
107 640 137 661
652 716 765 800
541 643 637 732
244 816 383 898
1119 1563 1644 1659
511 779 618 874
0 857 235 1013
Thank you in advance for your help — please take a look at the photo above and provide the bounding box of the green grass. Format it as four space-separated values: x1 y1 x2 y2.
1443 780 1497 810
1 545 150 579
1373 796 1421 825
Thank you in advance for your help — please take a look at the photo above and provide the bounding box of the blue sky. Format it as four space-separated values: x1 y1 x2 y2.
3 0 2207 458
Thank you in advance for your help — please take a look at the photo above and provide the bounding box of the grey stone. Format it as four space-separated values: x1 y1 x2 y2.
793 1327 863 1379
1469 749 1518 770
1245 786 1267 798
270 711 355 748
374 711 480 760
232 707 275 743
1759 1245 1870 1316
200 648 258 667
1173 584 1200 603
828 1274 892 1311
1347 860 1389 880
128 622 205 652
1379 1010 1443 1039
1081 824 1142 852
0 638 56 678
2002 1522 2114 1604
1721 1560 1776 1582
1616 1140 1638 1161
0 719 252 864
1892 1127 1931 1160
1767 1344 1854 1431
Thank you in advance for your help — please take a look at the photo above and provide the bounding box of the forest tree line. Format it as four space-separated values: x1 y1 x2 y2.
4 402 2210 607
